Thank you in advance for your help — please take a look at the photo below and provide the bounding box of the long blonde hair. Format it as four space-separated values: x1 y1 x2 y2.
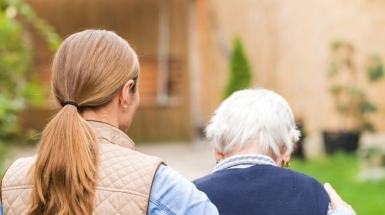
28 30 139 215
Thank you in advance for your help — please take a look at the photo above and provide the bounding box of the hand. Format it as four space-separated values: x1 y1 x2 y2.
324 183 356 214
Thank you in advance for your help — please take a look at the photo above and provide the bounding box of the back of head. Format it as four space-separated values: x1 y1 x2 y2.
29 30 139 215
206 88 300 157
52 29 139 106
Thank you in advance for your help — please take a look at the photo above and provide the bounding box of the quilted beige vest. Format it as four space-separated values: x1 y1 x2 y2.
1 121 163 215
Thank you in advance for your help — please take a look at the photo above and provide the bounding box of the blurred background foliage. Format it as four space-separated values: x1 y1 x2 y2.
0 0 60 162
223 37 252 99
327 40 383 132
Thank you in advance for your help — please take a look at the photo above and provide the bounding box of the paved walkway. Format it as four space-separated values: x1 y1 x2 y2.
137 142 216 180
7 133 385 181
6 141 216 181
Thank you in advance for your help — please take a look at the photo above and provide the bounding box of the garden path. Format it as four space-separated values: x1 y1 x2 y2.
6 141 215 181
7 132 385 180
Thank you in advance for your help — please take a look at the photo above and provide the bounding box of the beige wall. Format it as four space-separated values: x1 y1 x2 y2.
201 0 385 133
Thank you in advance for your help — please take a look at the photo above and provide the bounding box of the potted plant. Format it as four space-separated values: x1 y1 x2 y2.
358 147 385 181
323 41 383 155
292 119 306 159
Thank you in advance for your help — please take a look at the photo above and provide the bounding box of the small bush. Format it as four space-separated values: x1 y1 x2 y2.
223 37 252 99
0 0 60 141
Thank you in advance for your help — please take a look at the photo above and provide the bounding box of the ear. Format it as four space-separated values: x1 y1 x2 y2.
280 144 288 155
275 145 291 167
119 80 135 107
214 150 224 163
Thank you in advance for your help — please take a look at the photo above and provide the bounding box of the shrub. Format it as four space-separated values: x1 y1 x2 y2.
0 0 61 163
223 37 252 99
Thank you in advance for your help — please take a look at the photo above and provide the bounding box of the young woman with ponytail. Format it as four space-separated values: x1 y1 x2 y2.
0 29 218 215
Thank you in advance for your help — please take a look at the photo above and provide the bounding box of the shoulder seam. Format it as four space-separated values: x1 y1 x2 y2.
149 197 176 215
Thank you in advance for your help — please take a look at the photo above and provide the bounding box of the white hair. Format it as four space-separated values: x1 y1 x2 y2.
206 88 300 157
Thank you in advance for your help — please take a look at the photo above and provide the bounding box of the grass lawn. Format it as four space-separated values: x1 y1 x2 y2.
291 154 385 215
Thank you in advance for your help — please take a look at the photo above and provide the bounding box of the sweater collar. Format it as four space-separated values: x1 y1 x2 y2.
214 154 276 172
87 120 135 150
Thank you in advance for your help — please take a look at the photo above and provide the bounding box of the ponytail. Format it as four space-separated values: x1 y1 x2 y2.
27 29 139 215
28 105 98 215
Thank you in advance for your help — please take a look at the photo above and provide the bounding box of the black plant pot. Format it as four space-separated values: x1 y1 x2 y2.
322 131 360 155
292 121 306 159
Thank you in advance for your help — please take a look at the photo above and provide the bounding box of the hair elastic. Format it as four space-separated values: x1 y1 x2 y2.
62 101 80 109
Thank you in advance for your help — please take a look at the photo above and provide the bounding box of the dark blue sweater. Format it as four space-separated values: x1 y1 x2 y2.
194 164 330 215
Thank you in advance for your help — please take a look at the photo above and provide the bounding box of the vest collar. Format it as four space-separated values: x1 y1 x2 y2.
87 120 135 150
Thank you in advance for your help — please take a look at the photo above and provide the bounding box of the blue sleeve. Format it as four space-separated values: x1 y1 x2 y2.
147 165 219 215
0 204 3 215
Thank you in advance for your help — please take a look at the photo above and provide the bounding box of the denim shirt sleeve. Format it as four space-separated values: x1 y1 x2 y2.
148 165 219 215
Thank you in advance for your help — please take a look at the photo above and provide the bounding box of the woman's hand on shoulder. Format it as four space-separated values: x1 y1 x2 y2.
324 183 356 215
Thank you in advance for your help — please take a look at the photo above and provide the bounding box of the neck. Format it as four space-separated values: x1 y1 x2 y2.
82 106 119 128
224 145 269 157
222 144 280 165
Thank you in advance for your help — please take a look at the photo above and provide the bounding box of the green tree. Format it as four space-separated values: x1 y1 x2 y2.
223 37 252 99
0 0 60 144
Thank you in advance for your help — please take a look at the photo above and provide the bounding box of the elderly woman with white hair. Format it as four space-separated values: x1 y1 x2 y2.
194 88 356 215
